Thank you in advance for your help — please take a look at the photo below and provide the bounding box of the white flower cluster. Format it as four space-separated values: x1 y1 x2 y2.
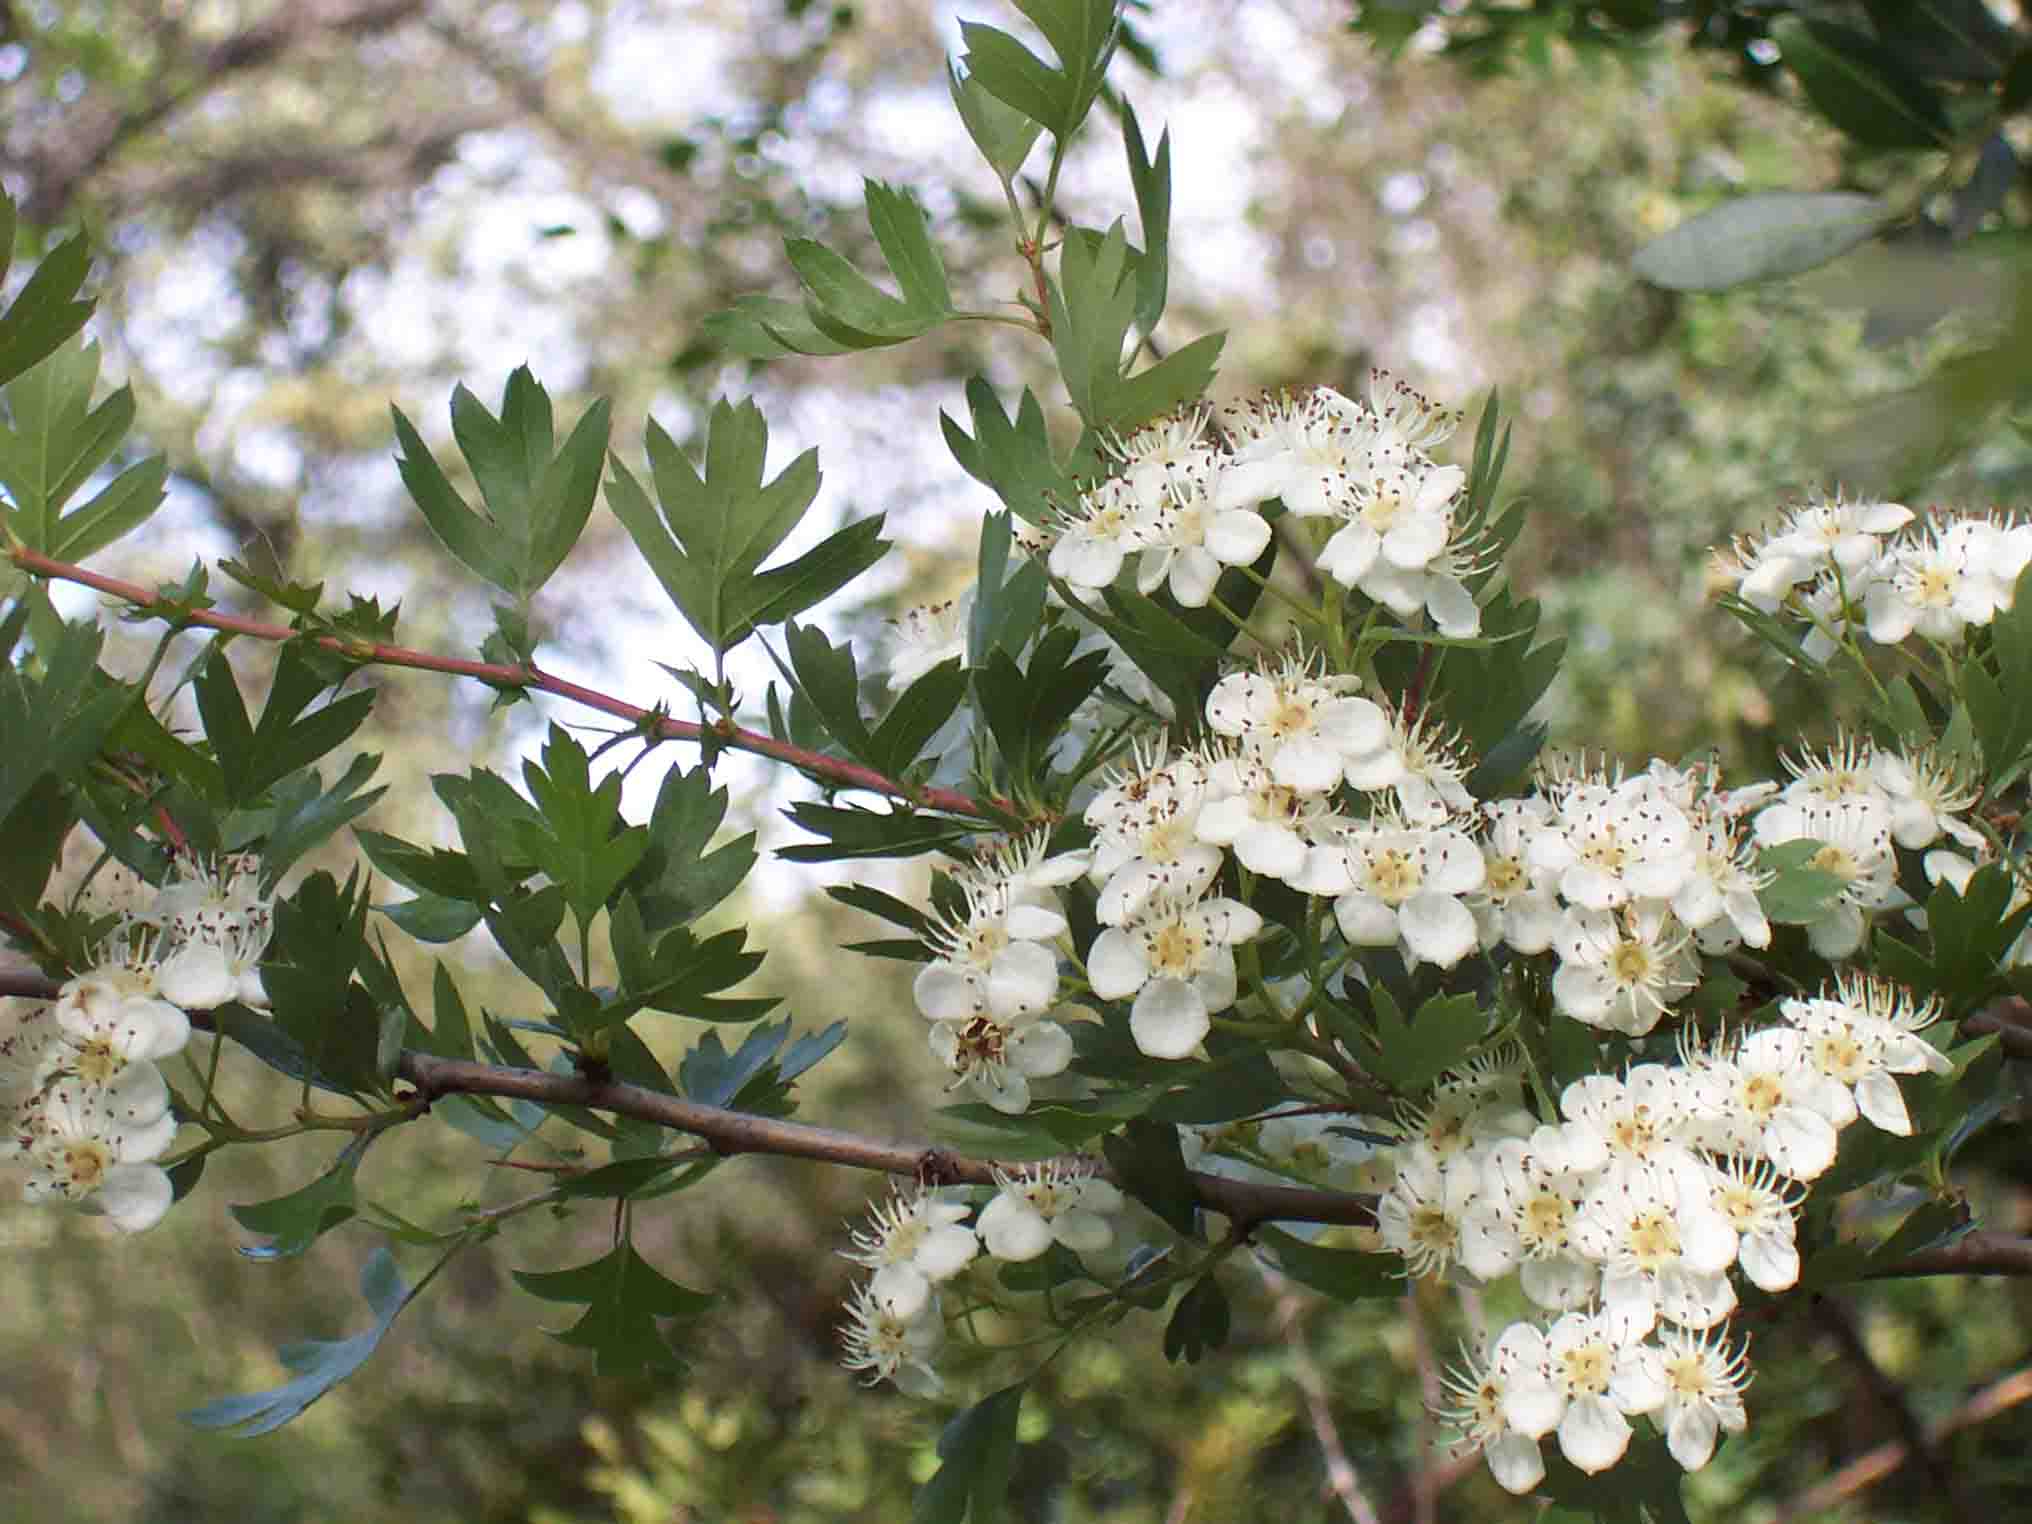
1724 492 2032 653
1047 375 1483 637
0 855 272 1234
838 1163 1125 1394
1416 974 1951 1490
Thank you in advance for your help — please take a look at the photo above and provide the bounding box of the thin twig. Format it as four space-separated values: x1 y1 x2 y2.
1776 1366 2032 1521
1399 1285 1440 1524
8 545 1008 821
1810 1295 1966 1509
1260 1260 1383 1524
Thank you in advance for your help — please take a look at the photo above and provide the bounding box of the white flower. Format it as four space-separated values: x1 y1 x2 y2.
1727 492 1910 613
913 870 1065 1027
928 1006 1075 1114
1085 742 1222 925
1313 445 1464 585
1459 1133 1588 1286
1355 536 1484 638
1781 975 1952 1135
1707 1156 1804 1293
1087 890 1263 1058
1750 793 1899 958
1049 475 1152 591
841 1187 980 1321
54 957 191 1063
1654 1325 1751 1471
1865 520 2007 645
839 1281 945 1396
19 1075 179 1232
1131 461 1279 608
1570 1170 1738 1343
1203 658 1388 794
1686 1027 1849 1180
1499 1311 1668 1476
1441 1324 1551 1495
887 596 971 689
1194 749 1341 883
1299 818 1485 969
1375 1140 1478 1278
148 850 270 931
1531 773 1697 911
1675 810 1772 952
1554 1067 1704 1196
1872 745 1981 851
1469 798 1566 955
1552 906 1698 1036
157 914 272 1011
976 1161 1125 1261
1343 705 1475 823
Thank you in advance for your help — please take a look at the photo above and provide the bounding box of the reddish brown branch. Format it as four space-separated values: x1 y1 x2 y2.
1776 1366 2032 1521
9 545 1001 820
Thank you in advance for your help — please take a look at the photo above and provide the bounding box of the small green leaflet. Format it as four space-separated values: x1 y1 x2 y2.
1364 989 1488 1094
913 1383 1025 1524
0 199 95 387
183 1249 418 1436
1257 1227 1401 1301
605 398 886 659
511 723 649 934
786 181 957 349
0 338 167 561
231 1135 371 1260
947 59 1042 181
512 1239 714 1375
959 0 1118 142
191 641 375 809
1049 221 1223 433
391 365 609 600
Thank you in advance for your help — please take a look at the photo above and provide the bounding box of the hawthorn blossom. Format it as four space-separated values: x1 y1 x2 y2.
1344 704 1476 823
53 959 191 1067
1376 1140 1479 1278
977 1161 1125 1261
1085 743 1221 925
1356 534 1484 638
1684 1027 1848 1181
1725 492 1911 613
1298 817 1485 969
1203 658 1388 794
927 1005 1074 1114
1442 1325 1553 1495
1675 810 1772 952
1498 1311 1668 1476
1193 750 1341 883
1780 976 1952 1136
1553 1068 1705 1198
1570 1173 1738 1343
1706 1156 1804 1293
1087 889 1263 1058
1863 518 2024 645
1872 745 1981 851
839 1281 945 1396
1531 774 1697 912
1131 462 1280 608
1458 1134 1592 1296
1750 793 1899 959
1551 906 1699 1036
1312 445 1464 587
912 870 1065 1028
887 597 970 689
841 1187 980 1320
1469 799 1566 955
1049 475 1150 592
18 1076 179 1232
1654 1325 1751 1471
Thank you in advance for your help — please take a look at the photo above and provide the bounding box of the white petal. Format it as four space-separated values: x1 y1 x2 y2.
1205 508 1272 565
1740 1229 1801 1293
1010 1020 1073 1078
1485 1431 1546 1495
1400 893 1478 969
1051 1209 1115 1254
1335 892 1402 947
988 941 1060 1017
870 1264 933 1320
1087 930 1149 999
1503 1376 1566 1440
917 1223 982 1281
1559 1395 1632 1474
915 964 980 1022
94 1162 174 1233
1667 1404 1721 1471
1130 979 1209 1059
1764 1106 1839 1181
978 1196 1053 1262
1855 1070 1913 1134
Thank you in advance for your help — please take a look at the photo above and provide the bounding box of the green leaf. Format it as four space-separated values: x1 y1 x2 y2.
1122 105 1172 336
784 619 872 755
913 1384 1025 1524
624 762 757 933
230 1137 369 1260
0 338 165 557
948 60 1043 180
193 643 375 807
1632 192 1888 291
1162 1273 1231 1364
701 294 858 359
0 611 132 822
605 400 856 658
0 225 94 388
868 658 969 777
263 869 380 1094
941 379 1082 527
1755 841 1850 926
1772 17 1951 150
777 801 977 863
513 723 649 933
512 1239 714 1375
1366 991 1488 1094
259 751 386 880
183 1249 416 1436
407 366 609 598
1102 1118 1200 1239
1257 1227 1401 1301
